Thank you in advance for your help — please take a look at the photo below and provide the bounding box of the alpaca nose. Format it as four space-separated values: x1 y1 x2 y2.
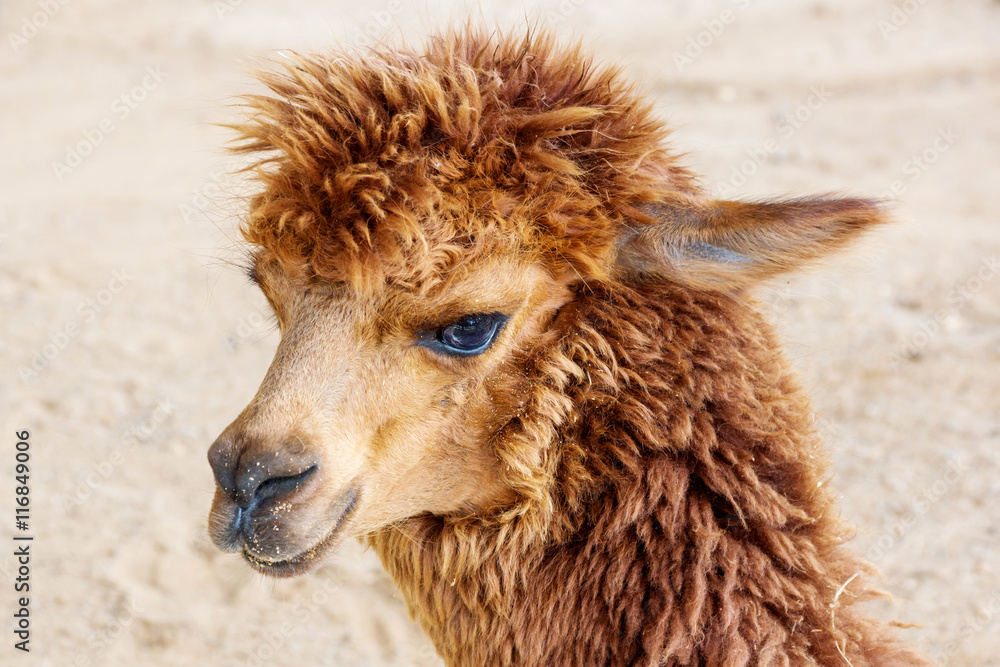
208 432 320 510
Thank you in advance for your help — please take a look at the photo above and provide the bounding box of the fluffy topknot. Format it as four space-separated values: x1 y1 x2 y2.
231 27 695 292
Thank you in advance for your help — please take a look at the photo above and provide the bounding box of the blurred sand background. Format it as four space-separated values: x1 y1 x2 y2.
1 0 999 665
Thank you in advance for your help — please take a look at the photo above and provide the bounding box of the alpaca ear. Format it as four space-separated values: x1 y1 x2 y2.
614 194 888 290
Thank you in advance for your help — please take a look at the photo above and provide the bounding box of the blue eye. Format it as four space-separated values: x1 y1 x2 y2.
418 313 507 357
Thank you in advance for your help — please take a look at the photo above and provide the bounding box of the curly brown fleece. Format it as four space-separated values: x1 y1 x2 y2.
229 26 928 667
372 281 925 665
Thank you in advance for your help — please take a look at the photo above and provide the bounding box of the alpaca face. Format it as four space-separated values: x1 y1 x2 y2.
207 247 573 576
206 194 885 578
205 31 889 577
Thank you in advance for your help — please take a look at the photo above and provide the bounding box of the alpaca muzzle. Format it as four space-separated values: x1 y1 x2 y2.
207 427 359 576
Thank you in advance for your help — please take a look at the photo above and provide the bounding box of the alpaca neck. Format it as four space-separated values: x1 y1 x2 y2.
370 282 923 666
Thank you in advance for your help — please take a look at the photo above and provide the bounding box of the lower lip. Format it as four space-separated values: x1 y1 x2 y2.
241 487 359 577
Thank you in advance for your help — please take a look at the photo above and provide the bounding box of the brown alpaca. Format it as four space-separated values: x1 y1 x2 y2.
206 28 928 666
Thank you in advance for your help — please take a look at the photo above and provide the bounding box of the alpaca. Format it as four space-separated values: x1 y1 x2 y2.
206 28 928 666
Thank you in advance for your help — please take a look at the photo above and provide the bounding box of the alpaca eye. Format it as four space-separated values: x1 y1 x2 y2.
418 313 507 357
441 314 500 351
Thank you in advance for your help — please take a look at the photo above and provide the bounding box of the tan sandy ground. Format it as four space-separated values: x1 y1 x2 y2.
1 0 998 665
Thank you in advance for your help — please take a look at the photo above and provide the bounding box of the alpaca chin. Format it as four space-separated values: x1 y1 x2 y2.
239 486 358 578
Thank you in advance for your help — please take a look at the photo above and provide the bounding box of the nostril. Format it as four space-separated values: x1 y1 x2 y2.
251 465 318 506
207 436 238 496
209 430 321 510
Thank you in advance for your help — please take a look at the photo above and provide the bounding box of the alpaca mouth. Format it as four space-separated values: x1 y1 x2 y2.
241 487 359 578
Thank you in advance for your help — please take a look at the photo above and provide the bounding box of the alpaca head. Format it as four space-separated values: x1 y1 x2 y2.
206 29 885 576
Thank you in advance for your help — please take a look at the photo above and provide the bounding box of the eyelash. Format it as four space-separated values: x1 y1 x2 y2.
245 264 261 286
